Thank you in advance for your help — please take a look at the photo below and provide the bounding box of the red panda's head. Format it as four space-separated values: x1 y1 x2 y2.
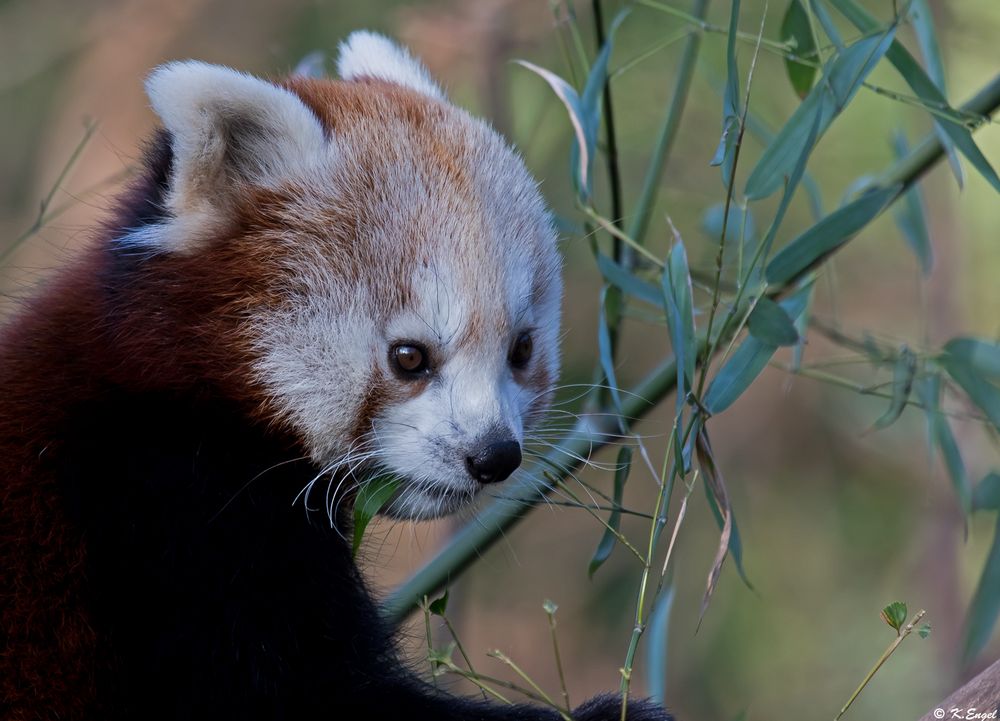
132 33 562 520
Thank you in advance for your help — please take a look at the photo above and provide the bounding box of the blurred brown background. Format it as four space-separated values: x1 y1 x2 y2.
2 1 1000 719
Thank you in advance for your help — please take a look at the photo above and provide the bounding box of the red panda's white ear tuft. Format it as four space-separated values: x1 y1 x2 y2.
143 61 328 251
336 31 444 100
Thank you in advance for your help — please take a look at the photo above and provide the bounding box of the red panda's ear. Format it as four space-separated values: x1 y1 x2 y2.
143 61 327 251
336 31 444 101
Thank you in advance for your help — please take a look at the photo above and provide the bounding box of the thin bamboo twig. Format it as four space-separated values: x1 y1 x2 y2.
835 610 927 720
550 474 647 563
543 601 572 714
441 612 487 701
617 418 682 717
5 120 98 262
488 649 567 716
696 3 766 400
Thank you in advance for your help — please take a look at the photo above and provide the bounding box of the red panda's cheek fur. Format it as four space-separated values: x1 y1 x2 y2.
347 364 431 448
523 355 556 423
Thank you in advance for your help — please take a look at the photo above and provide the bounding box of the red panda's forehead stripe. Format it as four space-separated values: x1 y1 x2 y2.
239 180 418 317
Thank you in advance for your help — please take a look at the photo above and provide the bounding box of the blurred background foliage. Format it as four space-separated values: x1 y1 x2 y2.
2 1 999 719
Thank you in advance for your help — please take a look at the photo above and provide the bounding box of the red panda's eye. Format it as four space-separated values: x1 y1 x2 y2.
509 332 533 369
391 343 430 377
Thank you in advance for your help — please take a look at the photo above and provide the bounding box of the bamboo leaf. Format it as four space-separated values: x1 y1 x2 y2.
352 475 402 558
428 589 449 616
940 350 1000 431
704 283 814 414
781 0 819 99
827 0 1000 194
891 132 933 275
748 297 800 346
748 110 825 289
791 284 813 373
704 336 775 415
589 446 633 577
908 0 964 186
645 584 676 708
916 375 971 514
662 241 697 412
872 346 917 430
710 0 742 187
695 428 732 626
943 338 1000 379
681 412 700 476
809 0 843 50
765 184 900 286
745 27 896 199
598 286 625 417
573 8 629 202
596 253 662 306
938 421 972 516
908 0 945 103
696 428 749 625
702 460 751 588
974 472 1000 513
964 514 1000 663
839 174 878 208
581 9 629 125
515 61 590 199
739 100 825 223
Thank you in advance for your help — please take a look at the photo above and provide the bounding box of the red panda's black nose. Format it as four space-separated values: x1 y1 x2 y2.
465 440 522 484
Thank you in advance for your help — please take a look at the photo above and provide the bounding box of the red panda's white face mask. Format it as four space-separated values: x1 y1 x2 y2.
138 33 561 520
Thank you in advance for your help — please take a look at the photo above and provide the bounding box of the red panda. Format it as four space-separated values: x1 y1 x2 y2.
0 32 672 721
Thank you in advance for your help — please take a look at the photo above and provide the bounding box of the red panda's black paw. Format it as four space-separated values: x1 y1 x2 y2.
572 693 675 721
